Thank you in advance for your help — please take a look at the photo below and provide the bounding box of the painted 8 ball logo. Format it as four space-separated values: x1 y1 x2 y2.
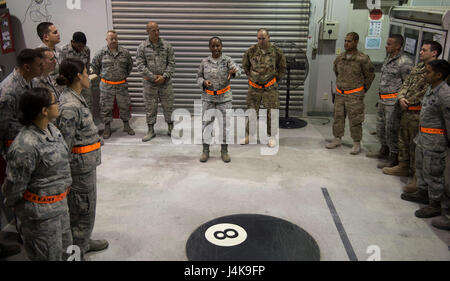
205 223 247 247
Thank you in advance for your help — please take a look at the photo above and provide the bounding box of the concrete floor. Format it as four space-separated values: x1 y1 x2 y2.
1 113 450 261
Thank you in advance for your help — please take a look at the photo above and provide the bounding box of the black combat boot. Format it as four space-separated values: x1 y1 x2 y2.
200 144 210 162
415 200 441 218
401 189 429 205
167 122 174 136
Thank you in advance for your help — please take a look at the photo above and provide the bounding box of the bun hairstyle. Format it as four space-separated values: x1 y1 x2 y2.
56 58 85 86
18 87 53 126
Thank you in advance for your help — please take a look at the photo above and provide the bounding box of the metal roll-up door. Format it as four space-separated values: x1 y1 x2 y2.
110 0 310 115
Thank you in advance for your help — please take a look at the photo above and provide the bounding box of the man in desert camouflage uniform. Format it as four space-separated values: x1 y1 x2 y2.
326 32 375 155
33 47 60 101
136 21 176 142
60 32 93 111
366 35 413 168
0 49 43 158
383 41 442 193
241 28 286 148
399 59 450 230
91 30 135 139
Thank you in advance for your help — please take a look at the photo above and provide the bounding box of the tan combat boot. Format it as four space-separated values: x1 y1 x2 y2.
402 174 417 193
240 135 249 145
267 136 276 148
103 123 111 139
221 144 231 163
123 121 135 135
142 125 156 142
350 141 361 155
200 144 210 162
325 137 341 149
382 161 409 176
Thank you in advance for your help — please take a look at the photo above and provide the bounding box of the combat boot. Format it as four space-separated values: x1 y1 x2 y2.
167 122 174 136
350 141 361 155
142 125 156 142
267 136 276 148
123 121 135 135
221 144 231 163
382 161 409 177
200 144 210 162
325 137 341 149
377 152 398 169
400 189 429 205
86 239 109 253
103 123 111 139
402 174 417 193
366 145 389 159
415 200 441 218
0 243 21 258
240 135 249 145
431 216 450 230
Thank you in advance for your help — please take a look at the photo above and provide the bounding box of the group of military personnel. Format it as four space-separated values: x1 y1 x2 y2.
326 32 450 231
0 20 448 259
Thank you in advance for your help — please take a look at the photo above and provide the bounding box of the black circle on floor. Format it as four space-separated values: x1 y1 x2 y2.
186 214 320 261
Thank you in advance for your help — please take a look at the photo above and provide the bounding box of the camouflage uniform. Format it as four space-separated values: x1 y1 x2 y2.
37 43 62 84
197 54 242 143
1 123 72 261
91 46 133 124
60 43 92 111
397 62 430 171
0 69 34 158
57 88 102 258
136 38 176 126
333 51 375 141
33 74 62 102
415 81 450 209
242 43 286 135
377 53 413 153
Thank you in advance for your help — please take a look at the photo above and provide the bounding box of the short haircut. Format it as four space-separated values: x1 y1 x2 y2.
427 59 450 80
257 28 269 36
72 31 87 44
35 47 51 58
389 34 404 47
18 87 53 126
347 32 359 42
209 36 222 46
423 40 443 57
56 58 85 86
16 48 41 67
107 30 117 35
37 22 54 40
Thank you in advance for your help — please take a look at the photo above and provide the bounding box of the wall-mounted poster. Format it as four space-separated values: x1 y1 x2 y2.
0 12 15 54
404 37 417 55
365 37 381 49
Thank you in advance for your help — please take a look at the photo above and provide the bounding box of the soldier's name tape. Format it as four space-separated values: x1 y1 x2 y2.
205 85 231 96
23 187 70 204
336 86 364 95
248 77 277 89
420 126 445 135
71 141 101 154
379 93 398 99
100 78 126 85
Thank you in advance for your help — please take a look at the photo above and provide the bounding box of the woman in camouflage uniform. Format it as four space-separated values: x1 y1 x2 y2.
197 37 241 162
2 87 72 260
56 58 108 259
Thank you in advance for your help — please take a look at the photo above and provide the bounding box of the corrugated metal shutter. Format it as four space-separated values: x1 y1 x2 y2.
110 0 310 116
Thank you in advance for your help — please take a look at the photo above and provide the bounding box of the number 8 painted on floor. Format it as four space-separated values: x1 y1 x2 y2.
205 223 248 247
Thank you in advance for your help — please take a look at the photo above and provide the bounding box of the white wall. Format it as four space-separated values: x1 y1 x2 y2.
6 0 110 55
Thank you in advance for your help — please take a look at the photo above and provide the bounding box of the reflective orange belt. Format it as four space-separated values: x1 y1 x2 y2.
408 106 422 111
23 187 70 204
5 140 13 147
420 127 445 135
379 93 398 99
336 86 365 95
248 77 277 89
101 78 126 85
71 142 101 154
205 85 231 96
